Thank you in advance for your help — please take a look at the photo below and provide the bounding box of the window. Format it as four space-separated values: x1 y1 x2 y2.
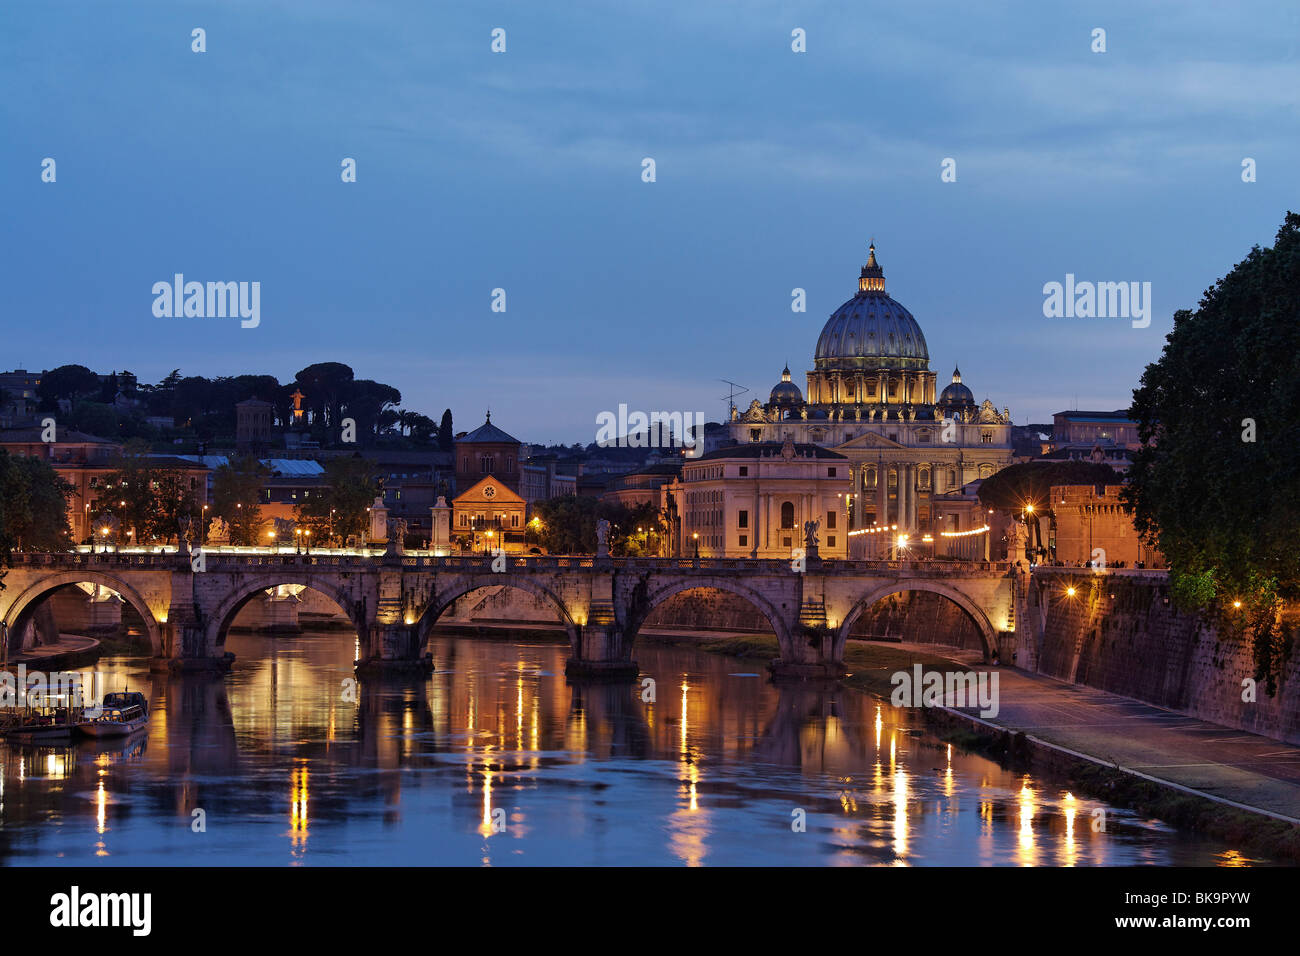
826 511 836 530
738 535 747 547
511 513 519 528
738 510 748 528
739 466 748 477
481 455 493 473
780 501 795 528
750 428 761 442
460 514 468 527
828 467 837 477
888 433 898 442
828 536 836 548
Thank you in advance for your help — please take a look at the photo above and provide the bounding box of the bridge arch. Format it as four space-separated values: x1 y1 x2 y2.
205 573 365 652
417 574 580 652
837 579 998 663
629 577 793 651
2 570 164 656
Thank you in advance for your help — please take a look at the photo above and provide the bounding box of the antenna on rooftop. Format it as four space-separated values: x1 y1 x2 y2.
719 379 749 419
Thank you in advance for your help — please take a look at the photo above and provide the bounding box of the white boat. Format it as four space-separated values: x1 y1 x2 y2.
77 691 149 739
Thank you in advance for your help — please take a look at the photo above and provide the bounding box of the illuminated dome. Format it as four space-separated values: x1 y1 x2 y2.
768 365 803 407
813 244 929 372
937 366 975 411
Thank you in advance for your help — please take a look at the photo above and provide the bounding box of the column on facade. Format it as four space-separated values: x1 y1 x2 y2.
764 495 772 551
876 461 888 525
751 487 760 558
895 464 906 530
909 464 918 529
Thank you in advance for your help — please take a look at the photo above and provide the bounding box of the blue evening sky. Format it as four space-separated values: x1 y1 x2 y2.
3 1 1297 443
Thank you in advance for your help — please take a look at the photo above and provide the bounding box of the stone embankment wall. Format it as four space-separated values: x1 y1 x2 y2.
1026 571 1300 744
846 591 983 651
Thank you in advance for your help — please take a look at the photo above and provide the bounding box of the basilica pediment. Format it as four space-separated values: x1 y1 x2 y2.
835 431 906 450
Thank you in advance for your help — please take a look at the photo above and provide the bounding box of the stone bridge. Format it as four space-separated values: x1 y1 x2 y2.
0 551 1016 680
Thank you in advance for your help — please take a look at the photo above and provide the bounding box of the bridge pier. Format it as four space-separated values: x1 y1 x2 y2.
565 614 638 682
356 623 433 677
156 604 233 674
769 623 847 681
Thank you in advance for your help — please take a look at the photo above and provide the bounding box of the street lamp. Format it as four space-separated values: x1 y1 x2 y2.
267 530 277 554
692 531 699 560
295 528 302 554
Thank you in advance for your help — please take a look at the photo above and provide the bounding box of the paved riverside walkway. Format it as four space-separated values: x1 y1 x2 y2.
2 634 100 668
877 641 1300 823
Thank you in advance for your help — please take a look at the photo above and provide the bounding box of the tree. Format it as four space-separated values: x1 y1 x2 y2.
530 496 666 555
96 441 202 545
344 379 402 444
1123 212 1300 691
295 456 379 545
294 362 355 430
408 413 436 443
0 450 74 570
438 409 454 451
212 456 268 545
37 364 101 411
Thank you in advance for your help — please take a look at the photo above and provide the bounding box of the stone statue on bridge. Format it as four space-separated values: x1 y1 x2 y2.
596 518 611 558
207 516 230 545
803 518 820 550
386 517 407 556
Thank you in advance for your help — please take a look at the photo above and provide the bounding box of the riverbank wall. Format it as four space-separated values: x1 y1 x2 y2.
1019 569 1300 745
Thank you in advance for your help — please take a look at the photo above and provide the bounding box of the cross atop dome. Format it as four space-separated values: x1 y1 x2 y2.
859 241 886 293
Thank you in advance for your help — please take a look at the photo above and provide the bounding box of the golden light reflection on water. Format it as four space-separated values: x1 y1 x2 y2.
666 678 711 865
1063 792 1077 867
289 763 309 855
892 769 909 864
1017 777 1037 866
479 765 495 838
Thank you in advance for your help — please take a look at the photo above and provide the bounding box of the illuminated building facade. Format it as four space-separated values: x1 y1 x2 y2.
729 243 1015 534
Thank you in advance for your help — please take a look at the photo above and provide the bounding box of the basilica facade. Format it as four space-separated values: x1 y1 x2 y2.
728 243 1015 536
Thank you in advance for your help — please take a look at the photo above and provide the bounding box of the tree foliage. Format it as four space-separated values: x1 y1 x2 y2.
0 450 74 577
211 456 268 545
37 364 101 410
96 441 203 544
294 456 379 545
1122 211 1300 690
530 496 665 555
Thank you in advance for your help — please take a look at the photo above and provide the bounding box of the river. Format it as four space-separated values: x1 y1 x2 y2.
0 631 1263 865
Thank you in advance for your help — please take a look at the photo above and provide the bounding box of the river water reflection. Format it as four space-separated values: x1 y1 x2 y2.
0 632 1260 866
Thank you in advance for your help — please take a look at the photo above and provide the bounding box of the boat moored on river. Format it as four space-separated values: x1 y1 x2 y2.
77 691 149 738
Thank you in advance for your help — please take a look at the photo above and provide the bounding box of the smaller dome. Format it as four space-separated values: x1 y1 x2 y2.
769 365 804 407
937 366 975 409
